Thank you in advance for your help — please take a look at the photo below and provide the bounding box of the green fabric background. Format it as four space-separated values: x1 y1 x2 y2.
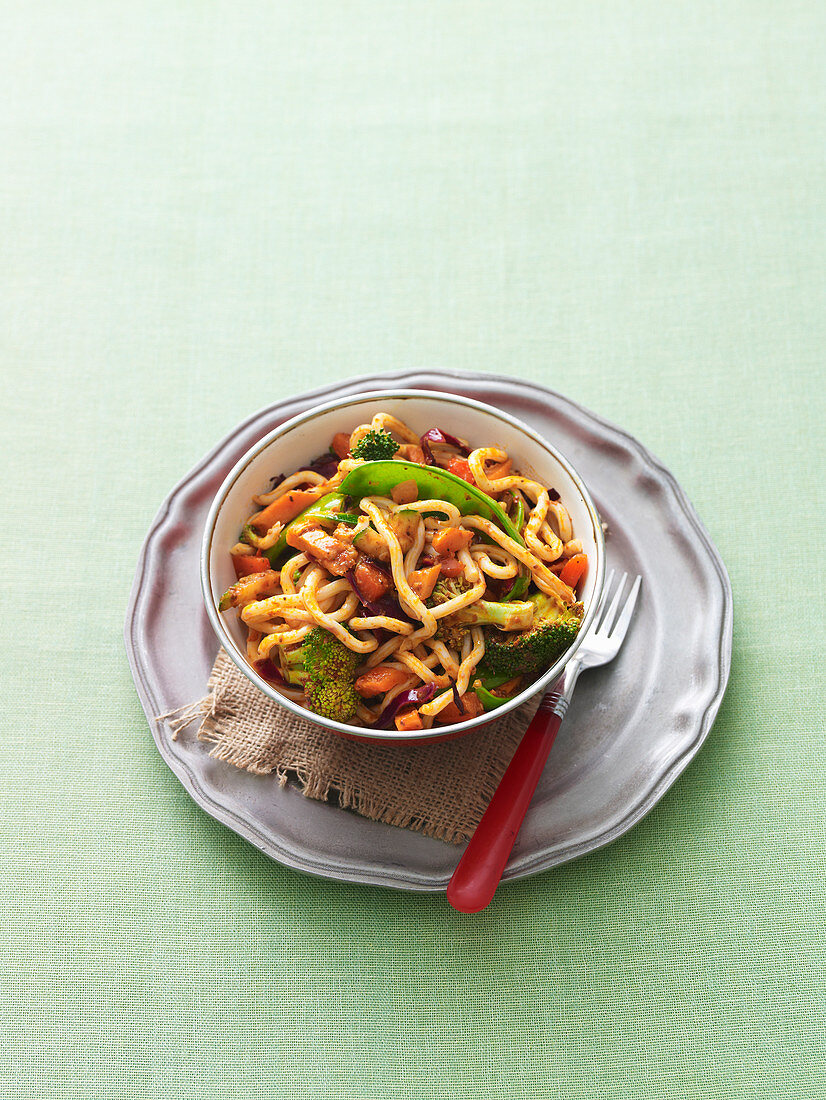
1 2 823 1097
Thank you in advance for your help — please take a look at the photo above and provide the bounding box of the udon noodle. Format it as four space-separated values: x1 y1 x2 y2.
219 414 588 731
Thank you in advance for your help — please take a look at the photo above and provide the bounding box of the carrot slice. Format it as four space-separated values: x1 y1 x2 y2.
355 666 411 698
250 488 323 531
232 554 271 578
447 457 474 484
558 553 588 590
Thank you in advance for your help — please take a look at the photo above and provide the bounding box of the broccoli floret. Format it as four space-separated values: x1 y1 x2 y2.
429 577 470 604
279 627 360 721
304 677 361 723
429 577 535 649
484 594 583 678
350 428 398 461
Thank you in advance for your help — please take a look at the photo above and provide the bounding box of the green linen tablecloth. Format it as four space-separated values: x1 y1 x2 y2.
1 2 824 1097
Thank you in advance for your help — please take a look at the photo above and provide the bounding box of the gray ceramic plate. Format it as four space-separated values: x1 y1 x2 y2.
125 370 732 891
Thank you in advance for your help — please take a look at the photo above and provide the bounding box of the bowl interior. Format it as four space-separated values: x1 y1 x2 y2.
203 391 604 739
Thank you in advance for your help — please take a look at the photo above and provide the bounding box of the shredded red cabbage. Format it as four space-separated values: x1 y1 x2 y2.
376 681 437 728
268 472 286 489
419 427 470 456
306 452 340 479
419 437 435 465
254 658 284 684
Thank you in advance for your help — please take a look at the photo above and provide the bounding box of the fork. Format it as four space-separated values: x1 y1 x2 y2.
447 570 642 914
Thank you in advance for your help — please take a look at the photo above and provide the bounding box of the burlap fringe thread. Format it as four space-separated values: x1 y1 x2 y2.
160 648 535 845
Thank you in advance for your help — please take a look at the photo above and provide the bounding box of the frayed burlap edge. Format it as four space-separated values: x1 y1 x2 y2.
158 649 533 845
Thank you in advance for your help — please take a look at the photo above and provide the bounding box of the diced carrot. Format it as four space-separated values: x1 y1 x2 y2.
559 553 588 590
448 457 475 484
395 707 424 732
232 554 271 578
431 527 473 555
407 563 441 600
390 479 419 505
435 691 484 725
250 488 322 531
353 558 391 603
438 556 464 577
331 432 351 460
355 666 411 698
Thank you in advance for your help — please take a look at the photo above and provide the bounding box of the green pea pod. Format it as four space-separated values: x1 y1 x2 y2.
475 683 517 711
262 492 344 565
472 665 523 711
338 461 525 546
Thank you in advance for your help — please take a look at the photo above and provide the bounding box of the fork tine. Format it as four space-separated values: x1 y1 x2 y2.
598 571 628 634
608 574 642 641
593 568 615 623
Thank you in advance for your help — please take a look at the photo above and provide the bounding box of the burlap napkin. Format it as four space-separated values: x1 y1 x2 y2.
166 648 538 844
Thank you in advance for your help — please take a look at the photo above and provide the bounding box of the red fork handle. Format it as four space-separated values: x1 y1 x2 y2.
447 697 563 913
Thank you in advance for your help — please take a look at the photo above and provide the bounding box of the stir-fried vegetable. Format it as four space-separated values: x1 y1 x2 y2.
483 595 584 678
231 554 271 578
419 427 469 455
222 412 588 731
338 461 525 545
219 569 281 610
350 428 398 461
279 627 361 721
429 576 534 649
262 492 344 565
376 682 437 729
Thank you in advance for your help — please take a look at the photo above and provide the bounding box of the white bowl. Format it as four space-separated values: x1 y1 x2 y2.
201 390 605 743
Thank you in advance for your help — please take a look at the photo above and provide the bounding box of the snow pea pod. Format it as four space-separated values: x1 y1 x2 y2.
474 683 515 711
472 668 523 711
338 461 525 546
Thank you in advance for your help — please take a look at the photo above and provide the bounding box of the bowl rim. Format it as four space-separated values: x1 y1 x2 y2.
200 389 606 741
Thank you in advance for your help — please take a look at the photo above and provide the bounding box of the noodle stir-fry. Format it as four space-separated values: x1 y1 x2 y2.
219 414 588 731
